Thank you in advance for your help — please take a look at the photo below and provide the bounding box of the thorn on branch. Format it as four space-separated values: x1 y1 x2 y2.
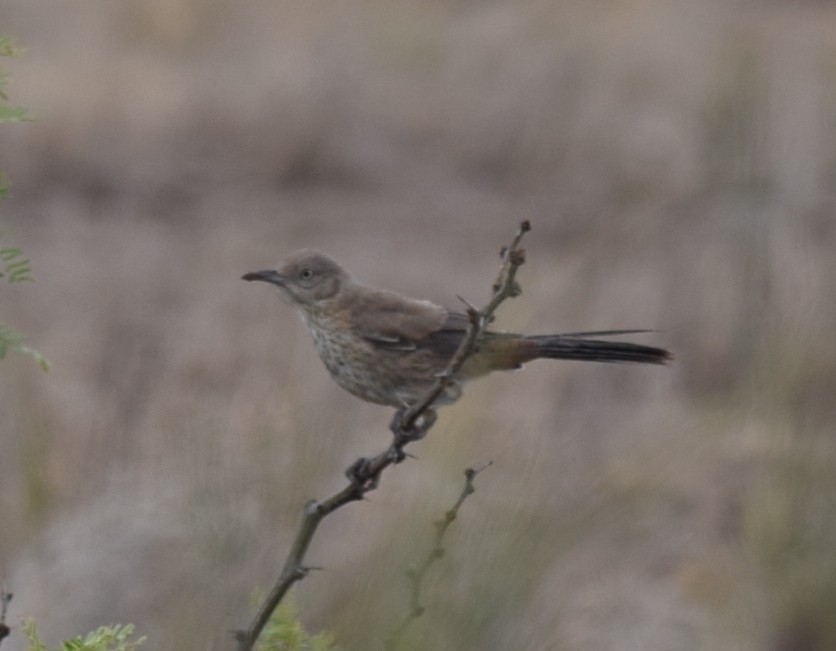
469 460 494 476
455 294 479 316
387 447 407 464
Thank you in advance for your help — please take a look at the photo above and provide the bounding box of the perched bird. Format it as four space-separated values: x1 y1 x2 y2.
243 249 670 409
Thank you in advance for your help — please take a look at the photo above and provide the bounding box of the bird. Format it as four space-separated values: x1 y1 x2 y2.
242 249 670 411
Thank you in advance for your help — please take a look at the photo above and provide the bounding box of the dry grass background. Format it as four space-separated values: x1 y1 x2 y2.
1 1 836 650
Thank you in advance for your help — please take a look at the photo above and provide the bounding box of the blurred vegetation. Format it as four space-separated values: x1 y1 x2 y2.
0 36 46 371
255 593 338 651
21 621 144 651
0 38 30 123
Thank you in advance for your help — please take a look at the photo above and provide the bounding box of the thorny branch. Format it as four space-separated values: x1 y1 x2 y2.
397 219 530 435
234 221 531 651
385 462 492 650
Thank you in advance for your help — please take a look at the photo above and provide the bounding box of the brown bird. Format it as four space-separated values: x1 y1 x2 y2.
243 250 670 410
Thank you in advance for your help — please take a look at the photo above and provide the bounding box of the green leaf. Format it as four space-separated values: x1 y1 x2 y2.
18 344 50 371
0 325 48 370
0 37 20 58
255 591 339 651
0 105 30 122
64 624 144 651
0 247 33 282
0 247 23 261
21 619 49 651
57 624 145 651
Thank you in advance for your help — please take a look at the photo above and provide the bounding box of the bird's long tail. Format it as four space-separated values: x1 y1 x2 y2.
520 330 670 365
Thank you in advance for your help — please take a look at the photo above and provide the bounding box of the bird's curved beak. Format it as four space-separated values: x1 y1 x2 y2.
242 269 284 286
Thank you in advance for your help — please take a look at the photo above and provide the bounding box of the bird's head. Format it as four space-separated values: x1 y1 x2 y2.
242 249 349 308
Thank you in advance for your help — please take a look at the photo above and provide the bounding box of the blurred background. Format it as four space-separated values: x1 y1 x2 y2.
1 1 835 649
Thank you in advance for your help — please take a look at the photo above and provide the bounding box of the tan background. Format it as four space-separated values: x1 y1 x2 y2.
1 1 835 650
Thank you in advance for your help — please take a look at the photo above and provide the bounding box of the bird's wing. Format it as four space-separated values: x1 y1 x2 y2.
350 290 451 352
417 311 472 357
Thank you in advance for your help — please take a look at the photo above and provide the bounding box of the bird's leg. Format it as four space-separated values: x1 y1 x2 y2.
389 407 437 446
413 408 437 436
345 409 437 491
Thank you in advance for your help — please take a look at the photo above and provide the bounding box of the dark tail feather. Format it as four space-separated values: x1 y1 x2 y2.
526 334 671 365
554 328 656 337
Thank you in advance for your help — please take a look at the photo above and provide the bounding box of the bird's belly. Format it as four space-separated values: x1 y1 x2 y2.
308 327 443 407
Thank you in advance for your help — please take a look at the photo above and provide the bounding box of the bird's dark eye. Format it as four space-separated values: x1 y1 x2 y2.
300 268 315 281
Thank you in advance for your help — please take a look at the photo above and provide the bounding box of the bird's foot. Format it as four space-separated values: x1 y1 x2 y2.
345 408 438 491
389 408 437 446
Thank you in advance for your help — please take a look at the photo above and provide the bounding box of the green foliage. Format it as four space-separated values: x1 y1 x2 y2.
0 105 29 122
0 37 30 123
0 324 49 370
22 620 145 651
0 240 44 367
0 35 45 370
256 593 339 651
1 246 33 282
0 36 21 58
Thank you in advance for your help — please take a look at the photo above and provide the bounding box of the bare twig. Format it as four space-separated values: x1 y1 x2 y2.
385 462 492 650
234 222 531 651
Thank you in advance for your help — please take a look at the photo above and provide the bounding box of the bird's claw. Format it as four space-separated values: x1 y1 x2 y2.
389 408 437 445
